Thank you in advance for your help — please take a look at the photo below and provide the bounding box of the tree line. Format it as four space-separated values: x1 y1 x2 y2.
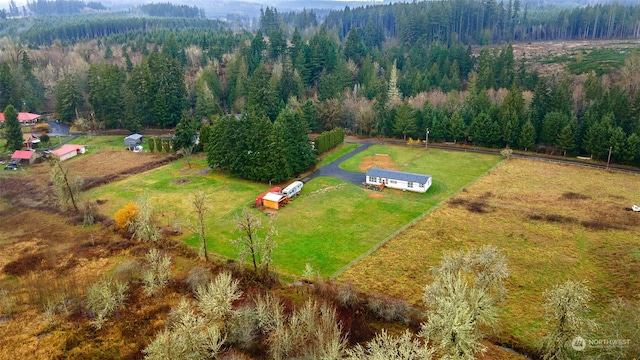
1 1 640 168
322 0 640 46
201 107 316 183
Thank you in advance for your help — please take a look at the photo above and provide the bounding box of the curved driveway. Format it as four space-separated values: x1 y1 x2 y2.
46 120 70 136
302 141 375 185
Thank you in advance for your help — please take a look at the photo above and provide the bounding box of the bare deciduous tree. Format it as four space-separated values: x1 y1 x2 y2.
346 329 433 360
143 298 225 360
128 193 161 242
232 209 277 277
51 158 83 212
541 280 597 360
420 245 509 360
142 248 172 297
190 191 210 261
86 278 128 330
196 271 242 322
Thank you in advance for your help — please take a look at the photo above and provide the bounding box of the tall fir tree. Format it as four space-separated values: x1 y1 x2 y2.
4 104 22 151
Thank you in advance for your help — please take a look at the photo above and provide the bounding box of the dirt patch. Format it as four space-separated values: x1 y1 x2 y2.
359 154 399 172
448 197 491 213
171 178 191 185
528 213 576 224
196 167 211 175
581 219 625 231
561 192 590 200
368 193 384 198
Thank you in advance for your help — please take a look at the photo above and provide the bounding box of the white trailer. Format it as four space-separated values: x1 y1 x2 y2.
282 181 304 198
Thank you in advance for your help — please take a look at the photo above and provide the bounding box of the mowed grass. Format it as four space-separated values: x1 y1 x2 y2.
88 146 499 277
71 135 132 151
317 142 358 167
337 158 640 350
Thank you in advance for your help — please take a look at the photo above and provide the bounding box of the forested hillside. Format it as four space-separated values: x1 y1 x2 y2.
0 0 640 168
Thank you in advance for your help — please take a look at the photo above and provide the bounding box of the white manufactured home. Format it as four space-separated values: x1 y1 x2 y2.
365 168 432 193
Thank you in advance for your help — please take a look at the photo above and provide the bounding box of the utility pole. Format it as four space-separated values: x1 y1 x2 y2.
606 146 612 170
425 128 430 149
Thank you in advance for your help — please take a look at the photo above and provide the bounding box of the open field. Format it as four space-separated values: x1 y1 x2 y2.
336 158 640 350
87 146 500 277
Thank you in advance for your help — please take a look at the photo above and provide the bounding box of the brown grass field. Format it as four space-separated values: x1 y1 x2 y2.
337 158 640 351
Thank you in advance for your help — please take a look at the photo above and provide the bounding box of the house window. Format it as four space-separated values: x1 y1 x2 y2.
419 183 424 188
369 176 378 183
390 180 397 184
408 182 413 188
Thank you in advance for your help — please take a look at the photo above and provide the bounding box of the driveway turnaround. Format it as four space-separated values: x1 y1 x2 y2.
302 142 374 185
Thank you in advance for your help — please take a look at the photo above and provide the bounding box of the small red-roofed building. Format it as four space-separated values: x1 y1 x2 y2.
11 150 38 165
51 144 86 161
0 112 41 126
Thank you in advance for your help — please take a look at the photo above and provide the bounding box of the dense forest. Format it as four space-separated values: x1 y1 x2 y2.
1 0 640 169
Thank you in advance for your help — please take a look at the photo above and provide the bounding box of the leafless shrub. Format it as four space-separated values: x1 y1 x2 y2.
83 200 98 226
345 329 433 360
142 248 172 297
196 271 242 322
254 293 285 334
86 278 128 330
128 193 162 242
186 266 211 293
143 298 225 360
226 305 259 350
366 293 411 322
336 283 361 307
268 299 347 360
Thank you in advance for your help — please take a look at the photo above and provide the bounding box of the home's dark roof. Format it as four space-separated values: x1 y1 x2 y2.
125 133 143 140
366 168 431 183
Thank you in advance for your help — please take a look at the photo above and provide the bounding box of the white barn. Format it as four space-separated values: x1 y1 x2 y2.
365 168 432 193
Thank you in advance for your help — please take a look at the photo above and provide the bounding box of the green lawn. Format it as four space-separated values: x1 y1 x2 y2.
71 135 130 151
88 145 500 278
317 142 359 167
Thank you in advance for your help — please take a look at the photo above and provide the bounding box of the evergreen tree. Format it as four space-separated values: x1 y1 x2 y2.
387 60 402 102
173 114 197 152
540 111 569 145
274 107 316 176
449 111 466 142
393 102 417 140
55 76 84 123
518 119 536 151
470 112 492 147
555 123 575 156
247 63 280 122
301 99 318 133
0 64 15 110
583 118 611 160
3 105 22 151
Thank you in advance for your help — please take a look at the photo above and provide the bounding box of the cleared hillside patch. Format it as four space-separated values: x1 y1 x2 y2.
336 158 640 351
88 147 499 277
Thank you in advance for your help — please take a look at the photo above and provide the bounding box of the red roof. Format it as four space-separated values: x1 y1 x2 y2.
0 112 41 122
11 150 36 160
51 144 85 156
